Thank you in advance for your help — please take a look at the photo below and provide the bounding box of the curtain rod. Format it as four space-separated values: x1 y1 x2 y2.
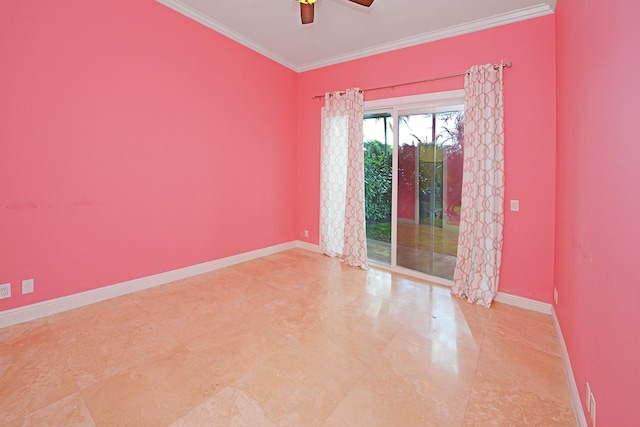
311 61 512 100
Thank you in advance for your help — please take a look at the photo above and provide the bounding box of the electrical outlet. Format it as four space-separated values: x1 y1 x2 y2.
304 229 309 238
590 392 597 426
554 287 558 305
0 283 11 299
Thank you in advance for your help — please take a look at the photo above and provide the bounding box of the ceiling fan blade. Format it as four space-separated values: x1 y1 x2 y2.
347 0 374 6
300 2 314 24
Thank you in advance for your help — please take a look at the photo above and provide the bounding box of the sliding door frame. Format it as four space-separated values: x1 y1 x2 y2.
364 90 464 286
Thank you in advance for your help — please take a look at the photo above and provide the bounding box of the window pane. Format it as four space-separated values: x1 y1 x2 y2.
363 113 393 265
396 110 462 279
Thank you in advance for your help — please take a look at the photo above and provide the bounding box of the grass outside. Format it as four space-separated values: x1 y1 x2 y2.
366 221 459 256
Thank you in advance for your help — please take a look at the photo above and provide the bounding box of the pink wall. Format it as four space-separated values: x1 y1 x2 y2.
297 16 557 301
555 0 640 424
0 0 298 311
6 3 636 421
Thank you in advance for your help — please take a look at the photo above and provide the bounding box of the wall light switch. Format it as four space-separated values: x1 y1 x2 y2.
510 200 520 211
22 278 34 294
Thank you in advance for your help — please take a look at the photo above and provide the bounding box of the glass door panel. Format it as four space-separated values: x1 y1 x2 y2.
396 110 462 280
397 113 434 275
363 113 393 265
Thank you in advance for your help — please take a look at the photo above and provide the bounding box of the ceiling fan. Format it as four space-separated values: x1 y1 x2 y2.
299 0 375 25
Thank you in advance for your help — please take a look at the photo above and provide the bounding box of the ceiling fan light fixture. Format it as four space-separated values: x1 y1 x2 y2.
299 0 373 25
349 0 374 6
300 0 315 24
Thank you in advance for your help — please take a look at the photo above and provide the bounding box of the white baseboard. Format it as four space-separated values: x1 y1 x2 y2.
0 241 298 329
494 291 552 314
295 240 322 253
552 308 588 427
0 239 556 330
494 293 584 425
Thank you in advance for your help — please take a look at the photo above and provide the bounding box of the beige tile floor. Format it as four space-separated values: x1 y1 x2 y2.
0 249 576 426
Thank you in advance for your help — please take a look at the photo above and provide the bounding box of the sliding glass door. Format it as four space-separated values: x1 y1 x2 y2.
364 92 463 281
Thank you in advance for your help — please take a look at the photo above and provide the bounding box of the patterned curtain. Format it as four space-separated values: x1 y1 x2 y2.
320 88 368 269
451 64 505 307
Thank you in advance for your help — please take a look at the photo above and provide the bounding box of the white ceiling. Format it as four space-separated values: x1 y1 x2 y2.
156 0 557 72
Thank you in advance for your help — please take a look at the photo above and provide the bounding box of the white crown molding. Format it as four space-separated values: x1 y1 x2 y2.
553 308 588 427
298 3 555 71
155 0 299 71
157 1 555 73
